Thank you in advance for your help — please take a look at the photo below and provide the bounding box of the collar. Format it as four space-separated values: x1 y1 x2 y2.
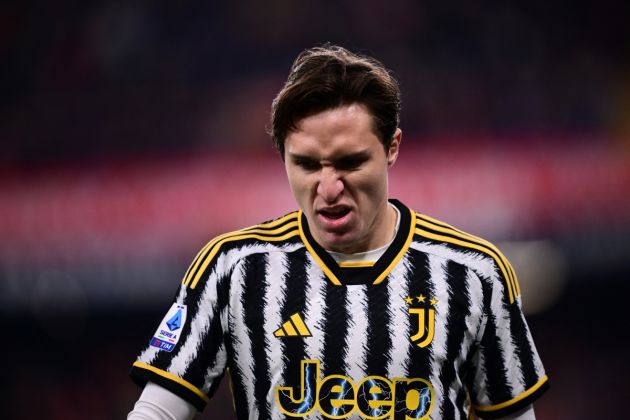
298 199 416 286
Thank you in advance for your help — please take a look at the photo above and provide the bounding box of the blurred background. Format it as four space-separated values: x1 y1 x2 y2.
2 1 629 418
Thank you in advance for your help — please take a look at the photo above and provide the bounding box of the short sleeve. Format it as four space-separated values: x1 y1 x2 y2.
130 245 231 412
468 260 549 419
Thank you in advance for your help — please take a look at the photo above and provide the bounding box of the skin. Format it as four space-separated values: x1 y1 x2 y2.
284 103 402 254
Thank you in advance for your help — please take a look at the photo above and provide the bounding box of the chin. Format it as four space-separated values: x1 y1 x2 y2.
322 234 360 253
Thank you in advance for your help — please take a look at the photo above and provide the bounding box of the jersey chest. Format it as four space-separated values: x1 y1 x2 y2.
226 249 482 381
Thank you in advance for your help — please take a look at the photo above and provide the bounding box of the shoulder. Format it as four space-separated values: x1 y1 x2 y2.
182 210 303 289
410 211 520 304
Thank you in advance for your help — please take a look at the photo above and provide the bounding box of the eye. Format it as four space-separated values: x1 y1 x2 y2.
294 158 320 171
335 156 367 171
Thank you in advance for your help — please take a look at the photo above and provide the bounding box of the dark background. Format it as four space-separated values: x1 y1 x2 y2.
2 1 630 418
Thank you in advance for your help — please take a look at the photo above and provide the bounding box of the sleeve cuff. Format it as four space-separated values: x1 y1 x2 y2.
130 361 209 412
474 375 549 419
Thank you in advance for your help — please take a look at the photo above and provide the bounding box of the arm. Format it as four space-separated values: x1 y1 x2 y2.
128 382 197 420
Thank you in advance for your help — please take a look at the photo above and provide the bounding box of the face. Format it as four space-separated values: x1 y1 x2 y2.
284 103 401 253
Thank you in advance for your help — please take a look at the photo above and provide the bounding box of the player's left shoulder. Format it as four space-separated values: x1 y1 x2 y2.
413 211 521 304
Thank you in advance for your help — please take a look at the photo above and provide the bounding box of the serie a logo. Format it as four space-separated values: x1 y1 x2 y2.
275 360 434 419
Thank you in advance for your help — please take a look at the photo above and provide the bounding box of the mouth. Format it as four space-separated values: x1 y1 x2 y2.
318 206 351 220
315 206 353 232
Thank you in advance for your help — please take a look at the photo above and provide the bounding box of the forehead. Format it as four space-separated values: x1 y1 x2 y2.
285 104 381 157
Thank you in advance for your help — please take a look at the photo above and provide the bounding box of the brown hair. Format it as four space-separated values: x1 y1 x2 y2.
270 44 401 158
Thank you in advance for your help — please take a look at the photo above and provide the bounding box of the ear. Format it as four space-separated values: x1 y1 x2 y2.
387 128 402 167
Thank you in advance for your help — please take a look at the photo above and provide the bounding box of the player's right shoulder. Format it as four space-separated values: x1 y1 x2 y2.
181 210 302 289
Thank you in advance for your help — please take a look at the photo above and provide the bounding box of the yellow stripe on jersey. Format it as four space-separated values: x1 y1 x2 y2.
132 361 210 403
337 261 376 268
372 211 416 285
414 224 517 304
184 221 299 288
298 211 343 286
182 213 299 287
187 228 301 289
183 214 300 289
418 213 521 298
241 212 301 231
474 375 548 413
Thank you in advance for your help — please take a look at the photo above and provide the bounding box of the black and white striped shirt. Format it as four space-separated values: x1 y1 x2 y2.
131 199 548 419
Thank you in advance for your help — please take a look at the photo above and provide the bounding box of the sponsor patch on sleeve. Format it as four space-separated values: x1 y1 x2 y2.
149 303 187 352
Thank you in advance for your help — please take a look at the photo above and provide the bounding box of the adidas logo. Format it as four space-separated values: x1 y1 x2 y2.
274 313 312 337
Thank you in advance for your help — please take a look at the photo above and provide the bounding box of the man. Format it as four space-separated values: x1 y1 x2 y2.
129 45 548 419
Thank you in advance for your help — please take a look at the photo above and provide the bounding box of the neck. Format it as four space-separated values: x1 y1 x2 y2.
322 200 398 254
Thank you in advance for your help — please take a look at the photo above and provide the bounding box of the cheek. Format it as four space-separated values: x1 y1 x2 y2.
286 171 314 202
347 168 388 197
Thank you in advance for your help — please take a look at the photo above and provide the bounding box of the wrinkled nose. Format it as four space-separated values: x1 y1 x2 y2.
316 167 344 203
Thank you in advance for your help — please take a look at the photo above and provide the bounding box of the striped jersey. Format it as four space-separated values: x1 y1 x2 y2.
130 199 548 419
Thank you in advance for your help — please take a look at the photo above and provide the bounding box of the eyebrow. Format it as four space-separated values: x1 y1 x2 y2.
287 150 371 164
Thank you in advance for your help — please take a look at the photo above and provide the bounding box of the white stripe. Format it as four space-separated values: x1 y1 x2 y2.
427 253 449 420
459 268 484 365
263 252 289 415
386 255 412 378
303 256 327 367
488 278 523 396
472 346 490 405
457 267 486 405
229 259 258 418
449 384 462 420
344 285 368 381
299 257 327 420
201 343 227 394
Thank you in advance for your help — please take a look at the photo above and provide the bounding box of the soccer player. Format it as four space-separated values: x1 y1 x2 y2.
128 45 548 420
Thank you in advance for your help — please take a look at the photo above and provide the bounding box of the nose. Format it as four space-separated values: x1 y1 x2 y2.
316 166 344 203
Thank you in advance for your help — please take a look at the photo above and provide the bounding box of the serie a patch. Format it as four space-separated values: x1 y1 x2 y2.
150 303 187 352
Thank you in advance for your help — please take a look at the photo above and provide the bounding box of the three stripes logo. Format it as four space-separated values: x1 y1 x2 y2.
274 313 312 337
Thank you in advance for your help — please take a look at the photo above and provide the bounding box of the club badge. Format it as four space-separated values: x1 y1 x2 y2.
405 294 437 348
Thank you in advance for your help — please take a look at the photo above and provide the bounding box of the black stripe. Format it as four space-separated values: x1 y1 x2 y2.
224 259 250 420
405 250 433 377
508 303 540 387
241 253 272 419
279 248 309 389
477 277 510 404
438 261 473 419
321 281 349 376
365 282 392 376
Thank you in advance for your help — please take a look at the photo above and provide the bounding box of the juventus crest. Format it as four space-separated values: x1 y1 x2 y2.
405 294 437 348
